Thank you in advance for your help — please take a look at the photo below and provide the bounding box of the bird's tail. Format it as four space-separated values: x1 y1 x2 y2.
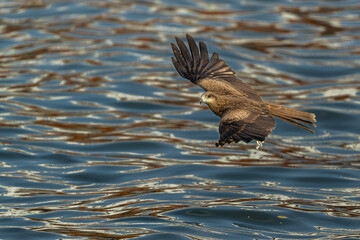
267 103 316 133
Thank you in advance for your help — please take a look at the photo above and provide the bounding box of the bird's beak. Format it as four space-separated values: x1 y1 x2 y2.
200 95 205 105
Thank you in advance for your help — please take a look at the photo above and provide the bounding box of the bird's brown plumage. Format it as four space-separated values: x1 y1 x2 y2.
171 34 316 147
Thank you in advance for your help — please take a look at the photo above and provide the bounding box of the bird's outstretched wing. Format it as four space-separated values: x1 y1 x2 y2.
217 107 275 147
171 34 262 101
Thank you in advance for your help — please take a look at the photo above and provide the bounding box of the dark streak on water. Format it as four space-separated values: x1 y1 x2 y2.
0 0 360 239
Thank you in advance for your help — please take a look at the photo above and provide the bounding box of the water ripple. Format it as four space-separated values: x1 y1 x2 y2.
1 0 360 239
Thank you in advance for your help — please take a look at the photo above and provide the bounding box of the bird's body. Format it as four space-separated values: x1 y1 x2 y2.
171 34 316 147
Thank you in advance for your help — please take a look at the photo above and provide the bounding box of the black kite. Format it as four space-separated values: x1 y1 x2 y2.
171 34 316 147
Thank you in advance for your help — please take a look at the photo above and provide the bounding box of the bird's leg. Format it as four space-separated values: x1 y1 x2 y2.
256 140 263 150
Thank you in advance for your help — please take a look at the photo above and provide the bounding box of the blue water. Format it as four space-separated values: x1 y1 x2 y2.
1 0 360 239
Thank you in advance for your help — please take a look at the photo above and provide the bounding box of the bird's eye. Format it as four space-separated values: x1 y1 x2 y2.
207 94 211 98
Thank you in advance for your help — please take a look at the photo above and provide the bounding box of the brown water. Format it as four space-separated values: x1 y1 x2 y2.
0 1 360 239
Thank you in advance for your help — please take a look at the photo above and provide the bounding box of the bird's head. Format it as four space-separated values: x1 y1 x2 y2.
200 92 223 116
200 92 217 105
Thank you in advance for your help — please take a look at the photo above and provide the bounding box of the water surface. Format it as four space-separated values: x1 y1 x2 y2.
1 0 360 239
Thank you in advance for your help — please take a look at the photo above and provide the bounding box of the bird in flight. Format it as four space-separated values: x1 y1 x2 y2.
170 34 316 147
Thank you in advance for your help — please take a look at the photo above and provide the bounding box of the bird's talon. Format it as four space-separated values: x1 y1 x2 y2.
256 140 263 150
